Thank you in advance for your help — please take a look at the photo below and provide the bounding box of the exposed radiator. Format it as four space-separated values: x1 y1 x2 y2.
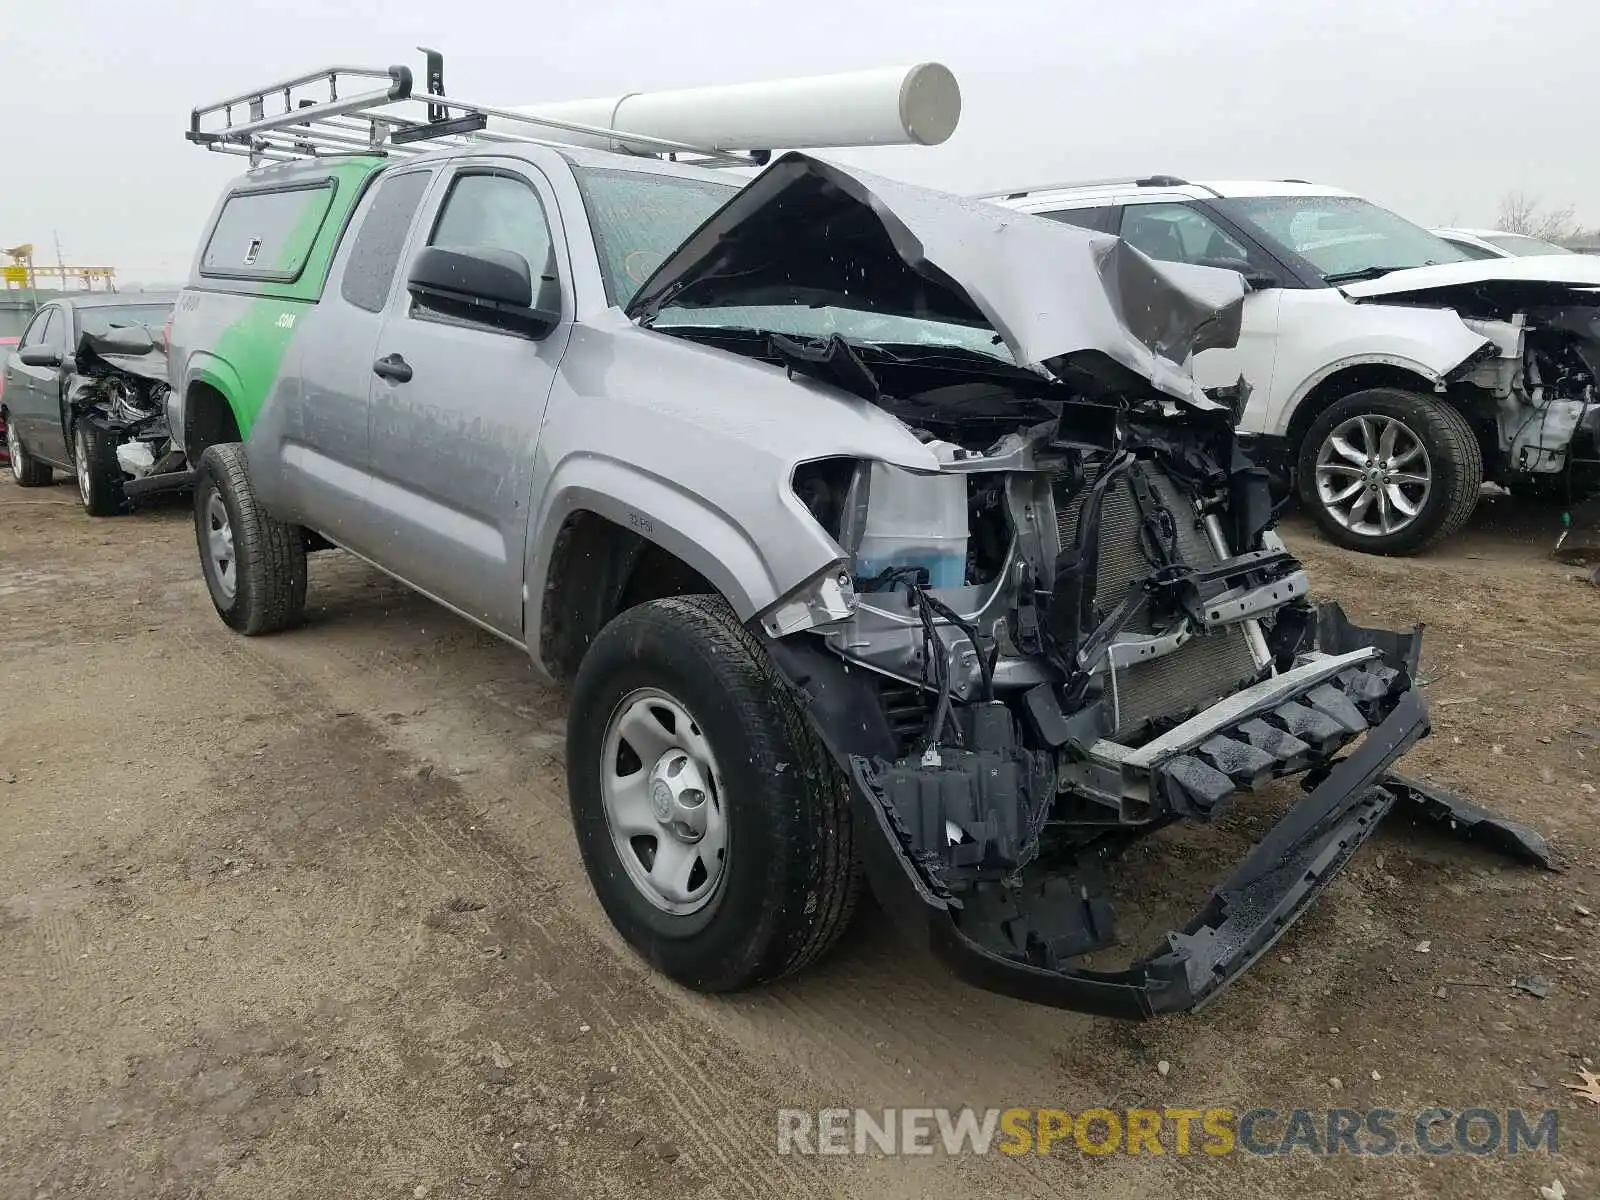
1055 466 1260 742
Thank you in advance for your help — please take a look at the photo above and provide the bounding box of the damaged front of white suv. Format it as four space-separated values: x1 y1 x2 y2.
1339 258 1600 499
627 155 1554 1018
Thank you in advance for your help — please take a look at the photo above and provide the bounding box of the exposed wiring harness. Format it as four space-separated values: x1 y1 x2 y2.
860 565 997 756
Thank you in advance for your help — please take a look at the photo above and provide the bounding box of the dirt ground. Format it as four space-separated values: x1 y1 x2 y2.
1 476 1596 1200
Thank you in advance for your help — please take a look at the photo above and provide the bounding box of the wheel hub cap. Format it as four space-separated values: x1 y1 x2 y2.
75 428 91 505
6 422 20 481
205 490 237 602
1313 413 1433 538
601 689 727 915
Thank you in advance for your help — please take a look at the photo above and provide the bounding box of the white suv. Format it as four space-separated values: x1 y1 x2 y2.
986 177 1600 554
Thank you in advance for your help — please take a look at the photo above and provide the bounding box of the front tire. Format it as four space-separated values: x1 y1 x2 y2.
1298 387 1482 555
73 418 130 516
5 413 53 487
567 595 859 993
193 443 307 635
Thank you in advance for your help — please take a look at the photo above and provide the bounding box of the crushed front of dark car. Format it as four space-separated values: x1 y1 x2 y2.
67 325 188 495
630 153 1556 1017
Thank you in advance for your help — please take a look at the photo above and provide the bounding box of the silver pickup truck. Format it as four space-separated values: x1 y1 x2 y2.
168 66 1551 1019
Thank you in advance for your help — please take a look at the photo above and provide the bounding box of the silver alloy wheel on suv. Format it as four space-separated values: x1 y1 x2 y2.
1313 412 1432 538
6 420 21 482
600 686 728 915
203 490 238 603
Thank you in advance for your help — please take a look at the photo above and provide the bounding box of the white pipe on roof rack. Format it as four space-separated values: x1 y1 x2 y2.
498 63 960 154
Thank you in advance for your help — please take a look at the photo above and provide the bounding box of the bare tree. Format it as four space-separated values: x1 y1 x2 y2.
1496 191 1580 242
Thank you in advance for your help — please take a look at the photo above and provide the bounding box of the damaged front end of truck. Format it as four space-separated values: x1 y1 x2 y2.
630 154 1554 1018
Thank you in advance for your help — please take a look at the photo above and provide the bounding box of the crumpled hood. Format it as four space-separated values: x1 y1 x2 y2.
73 327 170 386
625 152 1246 405
1341 254 1600 307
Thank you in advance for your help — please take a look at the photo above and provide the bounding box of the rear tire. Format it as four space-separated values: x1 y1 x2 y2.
194 443 307 635
5 413 53 487
1297 387 1482 555
73 418 130 516
566 595 860 993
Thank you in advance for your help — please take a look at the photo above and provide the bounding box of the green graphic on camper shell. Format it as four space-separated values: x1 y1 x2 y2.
188 156 387 437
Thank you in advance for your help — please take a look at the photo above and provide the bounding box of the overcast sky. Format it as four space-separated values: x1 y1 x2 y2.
2 0 1594 283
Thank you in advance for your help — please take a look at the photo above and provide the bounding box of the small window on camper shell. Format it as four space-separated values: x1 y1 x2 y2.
200 180 338 283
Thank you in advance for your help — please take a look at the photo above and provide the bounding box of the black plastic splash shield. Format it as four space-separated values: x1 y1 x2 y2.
1383 772 1559 870
852 689 1432 1019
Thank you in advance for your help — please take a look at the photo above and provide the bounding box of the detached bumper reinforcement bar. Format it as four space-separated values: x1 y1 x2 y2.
857 689 1434 1019
122 468 196 500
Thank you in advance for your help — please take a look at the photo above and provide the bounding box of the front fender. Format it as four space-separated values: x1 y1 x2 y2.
525 452 846 670
1262 300 1491 436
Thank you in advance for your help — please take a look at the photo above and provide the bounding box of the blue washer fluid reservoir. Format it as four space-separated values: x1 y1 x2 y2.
852 461 968 589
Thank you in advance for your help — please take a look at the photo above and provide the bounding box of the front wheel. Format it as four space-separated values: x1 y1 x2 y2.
73 419 130 516
1298 388 1482 555
193 443 307 635
566 595 860 993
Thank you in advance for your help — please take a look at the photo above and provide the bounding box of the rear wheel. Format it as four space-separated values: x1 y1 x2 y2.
567 595 859 992
73 418 130 516
1298 387 1482 555
193 443 307 635
5 414 53 487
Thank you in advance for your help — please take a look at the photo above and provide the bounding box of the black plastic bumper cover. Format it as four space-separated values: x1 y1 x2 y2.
853 688 1432 1019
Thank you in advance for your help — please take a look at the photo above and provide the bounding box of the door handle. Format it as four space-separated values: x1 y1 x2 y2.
372 353 413 383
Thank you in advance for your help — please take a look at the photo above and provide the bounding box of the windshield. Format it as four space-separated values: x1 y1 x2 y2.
1483 232 1575 257
574 165 1012 361
571 166 738 306
78 304 171 339
1216 195 1469 281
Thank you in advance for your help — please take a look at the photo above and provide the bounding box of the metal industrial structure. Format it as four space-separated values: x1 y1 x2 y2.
2 244 117 293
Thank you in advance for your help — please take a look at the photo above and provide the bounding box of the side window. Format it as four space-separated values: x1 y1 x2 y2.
1037 205 1117 234
340 171 433 313
200 181 337 282
1120 202 1251 266
410 170 555 332
44 308 69 349
19 308 52 348
428 171 553 274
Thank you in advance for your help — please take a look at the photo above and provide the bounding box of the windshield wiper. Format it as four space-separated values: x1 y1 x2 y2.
1324 265 1401 284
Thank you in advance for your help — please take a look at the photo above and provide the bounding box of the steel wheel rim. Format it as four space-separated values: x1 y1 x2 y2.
6 421 20 482
204 490 238 602
1313 413 1432 538
74 426 92 506
600 687 728 916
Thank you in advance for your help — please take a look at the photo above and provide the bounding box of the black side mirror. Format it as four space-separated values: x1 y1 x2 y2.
18 345 63 368
407 246 561 338
1196 256 1281 292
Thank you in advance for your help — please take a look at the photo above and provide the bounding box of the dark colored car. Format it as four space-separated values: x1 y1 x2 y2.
0 335 17 466
3 293 178 514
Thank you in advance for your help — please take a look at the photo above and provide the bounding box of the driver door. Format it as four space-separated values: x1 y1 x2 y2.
1117 201 1282 407
9 305 72 464
364 160 574 638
